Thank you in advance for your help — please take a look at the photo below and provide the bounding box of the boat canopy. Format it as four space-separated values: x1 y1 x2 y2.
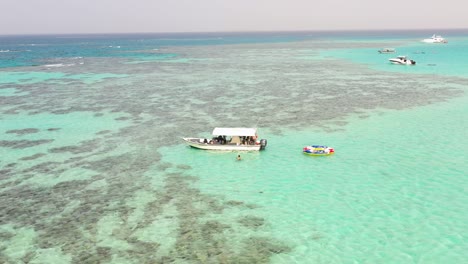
212 127 257 136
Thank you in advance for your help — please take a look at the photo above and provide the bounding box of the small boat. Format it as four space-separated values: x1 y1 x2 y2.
389 56 416 65
182 127 267 151
422 34 447 43
303 145 334 156
378 48 395 54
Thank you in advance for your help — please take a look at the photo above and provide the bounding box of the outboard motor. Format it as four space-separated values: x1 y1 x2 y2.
259 139 267 150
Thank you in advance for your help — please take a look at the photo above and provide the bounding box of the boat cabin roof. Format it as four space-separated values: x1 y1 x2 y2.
212 127 257 136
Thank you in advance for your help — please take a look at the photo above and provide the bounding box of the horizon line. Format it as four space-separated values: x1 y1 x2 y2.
1 27 468 37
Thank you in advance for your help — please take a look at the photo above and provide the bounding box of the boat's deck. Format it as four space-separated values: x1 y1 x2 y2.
185 137 257 146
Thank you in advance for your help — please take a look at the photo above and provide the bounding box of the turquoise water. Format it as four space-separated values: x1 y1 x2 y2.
1 30 467 263
161 97 467 263
320 37 468 77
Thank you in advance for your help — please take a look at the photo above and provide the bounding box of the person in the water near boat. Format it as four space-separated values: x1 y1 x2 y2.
236 154 241 160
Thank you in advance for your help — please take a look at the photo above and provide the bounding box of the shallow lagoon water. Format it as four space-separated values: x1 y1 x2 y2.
161 96 467 263
1 31 467 263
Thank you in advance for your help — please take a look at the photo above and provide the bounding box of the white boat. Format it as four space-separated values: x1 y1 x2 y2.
182 127 267 151
422 34 448 43
389 56 416 65
378 48 395 54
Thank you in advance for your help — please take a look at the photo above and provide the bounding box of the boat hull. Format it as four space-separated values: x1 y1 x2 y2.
182 138 262 151
378 48 395 54
303 151 334 156
389 59 416 65
422 37 447 43
423 40 447 43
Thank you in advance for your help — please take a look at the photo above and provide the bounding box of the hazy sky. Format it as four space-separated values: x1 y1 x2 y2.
1 0 467 35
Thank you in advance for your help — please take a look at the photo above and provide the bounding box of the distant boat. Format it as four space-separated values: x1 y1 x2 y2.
378 48 395 54
422 34 448 43
389 56 416 65
182 127 267 151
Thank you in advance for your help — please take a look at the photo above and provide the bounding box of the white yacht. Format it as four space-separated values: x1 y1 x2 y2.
389 56 416 65
182 127 267 151
422 34 448 43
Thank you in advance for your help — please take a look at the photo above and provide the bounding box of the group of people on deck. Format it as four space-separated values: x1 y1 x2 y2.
204 135 257 145
241 135 257 145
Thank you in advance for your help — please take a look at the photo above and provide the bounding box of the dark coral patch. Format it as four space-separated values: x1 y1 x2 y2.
0 139 53 149
20 153 47 161
6 128 39 135
176 164 192 170
96 130 112 135
238 216 265 230
235 237 291 263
